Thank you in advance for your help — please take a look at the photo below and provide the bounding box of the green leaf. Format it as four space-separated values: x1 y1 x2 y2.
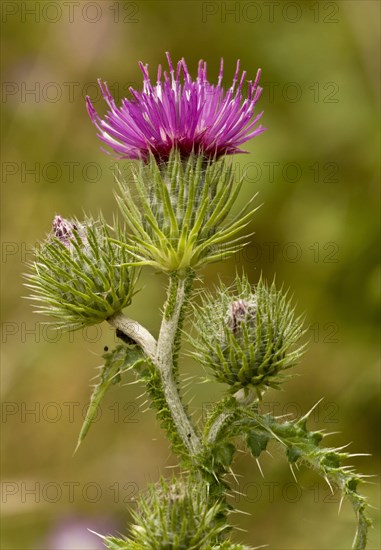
239 408 372 550
286 446 303 463
212 442 236 468
74 345 144 452
246 430 270 458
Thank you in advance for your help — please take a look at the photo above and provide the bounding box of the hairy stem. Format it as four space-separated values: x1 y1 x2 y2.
156 273 201 456
108 312 157 361
206 389 256 445
109 275 201 458
206 411 233 446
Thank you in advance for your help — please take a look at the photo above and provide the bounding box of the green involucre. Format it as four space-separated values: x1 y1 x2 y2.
25 218 135 330
114 151 258 274
190 276 307 394
104 477 230 549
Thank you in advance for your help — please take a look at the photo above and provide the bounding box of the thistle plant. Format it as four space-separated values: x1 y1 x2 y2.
27 53 372 549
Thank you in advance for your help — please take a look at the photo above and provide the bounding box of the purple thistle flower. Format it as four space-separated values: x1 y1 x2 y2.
52 215 76 247
86 52 265 162
227 298 256 334
52 216 86 248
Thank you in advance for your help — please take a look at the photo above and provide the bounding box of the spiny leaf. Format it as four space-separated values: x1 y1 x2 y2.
74 345 144 453
212 442 236 468
246 430 271 458
238 408 372 550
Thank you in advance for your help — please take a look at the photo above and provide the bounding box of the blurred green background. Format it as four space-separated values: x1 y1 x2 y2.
1 1 380 548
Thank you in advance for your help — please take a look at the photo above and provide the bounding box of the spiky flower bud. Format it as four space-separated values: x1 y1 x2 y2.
104 477 229 549
191 277 307 395
25 216 135 330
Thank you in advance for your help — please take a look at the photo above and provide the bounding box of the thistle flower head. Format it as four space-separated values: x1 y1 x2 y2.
87 52 265 162
191 277 307 395
25 216 135 330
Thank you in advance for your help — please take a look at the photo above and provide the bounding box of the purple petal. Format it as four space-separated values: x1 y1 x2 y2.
87 54 265 161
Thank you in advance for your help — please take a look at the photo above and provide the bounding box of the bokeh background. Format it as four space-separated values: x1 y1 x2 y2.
1 1 380 548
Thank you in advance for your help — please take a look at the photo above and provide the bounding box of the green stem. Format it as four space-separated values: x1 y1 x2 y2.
108 274 200 459
206 389 256 446
156 272 201 457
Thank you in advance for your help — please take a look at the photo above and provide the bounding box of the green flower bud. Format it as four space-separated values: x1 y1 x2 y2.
25 216 135 330
191 277 307 395
114 477 229 549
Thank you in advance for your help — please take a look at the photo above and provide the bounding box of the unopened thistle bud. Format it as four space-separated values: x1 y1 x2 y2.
191 277 307 396
25 216 135 330
105 477 229 549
